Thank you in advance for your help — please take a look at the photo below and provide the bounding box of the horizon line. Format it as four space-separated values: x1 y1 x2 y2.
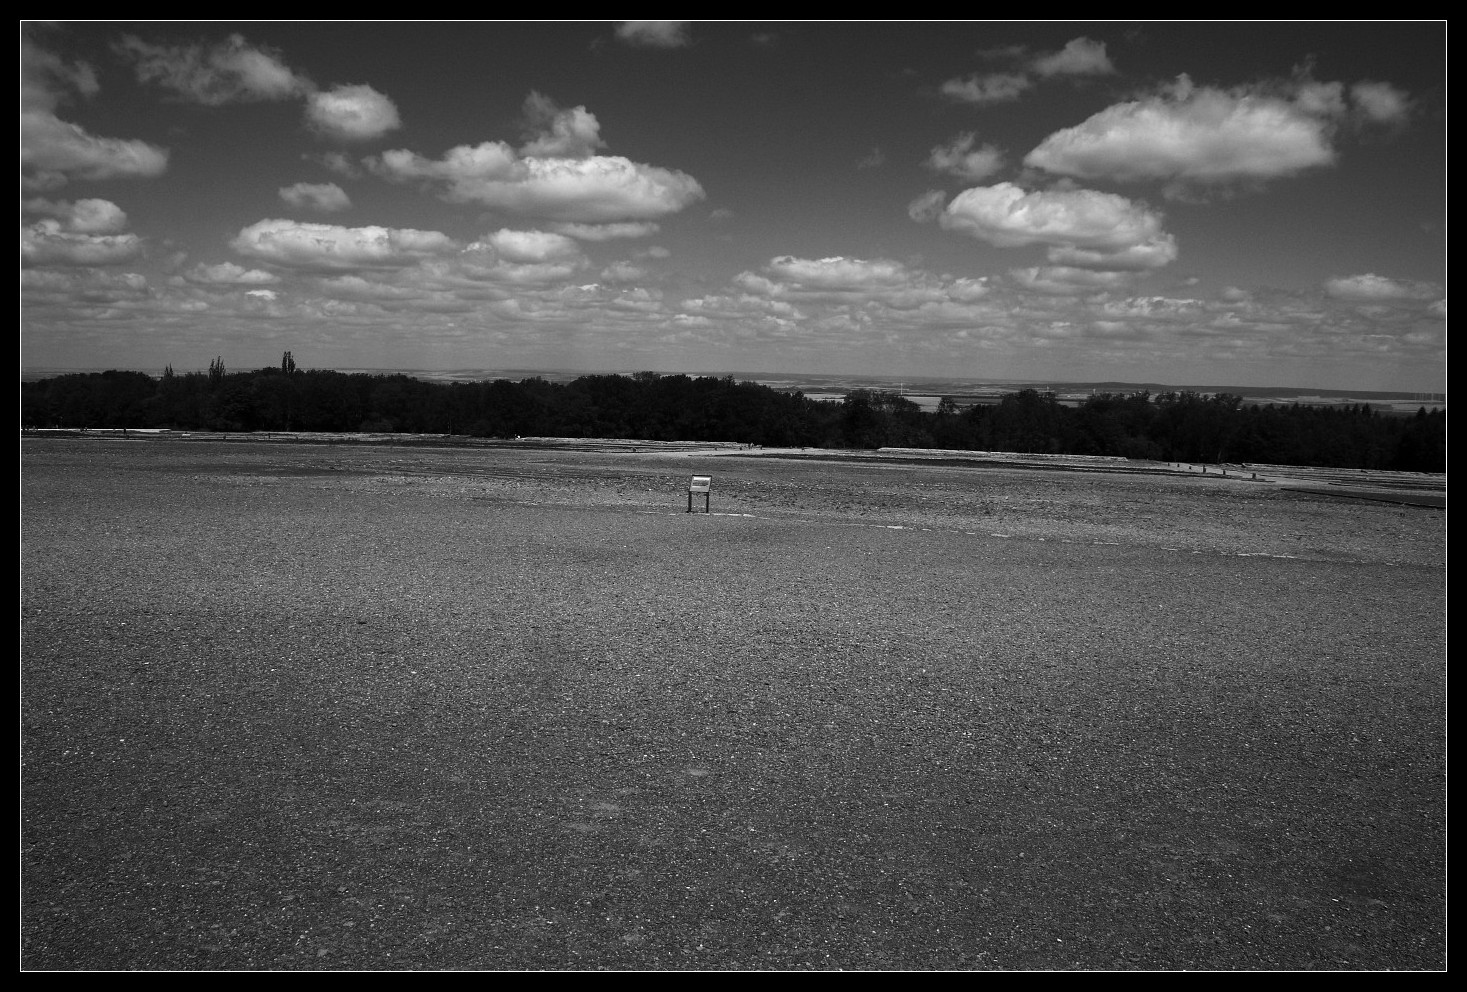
18 364 1446 402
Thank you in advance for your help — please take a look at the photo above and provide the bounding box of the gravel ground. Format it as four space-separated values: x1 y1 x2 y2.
21 438 1446 971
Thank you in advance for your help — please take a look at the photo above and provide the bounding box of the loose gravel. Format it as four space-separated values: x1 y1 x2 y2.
21 438 1445 970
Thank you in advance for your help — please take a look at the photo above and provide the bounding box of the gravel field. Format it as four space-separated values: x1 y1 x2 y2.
21 437 1446 971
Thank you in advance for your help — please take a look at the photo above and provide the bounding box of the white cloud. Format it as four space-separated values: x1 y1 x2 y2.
485 260 593 285
600 261 648 283
114 33 309 105
1024 75 1337 185
23 222 143 267
926 133 1005 182
1350 81 1412 124
616 22 692 48
370 141 705 222
230 219 460 270
939 38 1113 108
22 35 99 113
373 140 517 184
937 183 1172 258
22 111 169 189
1009 266 1138 295
731 256 994 317
481 229 583 264
23 197 129 234
946 277 991 302
310 151 364 178
765 256 912 291
306 84 402 142
22 267 150 301
444 242 589 286
1032 37 1116 77
1324 273 1438 301
857 147 887 169
1045 238 1178 271
519 92 606 158
940 73 1031 105
907 190 948 223
279 182 352 213
549 221 660 241
1292 79 1347 118
183 261 280 285
317 274 422 301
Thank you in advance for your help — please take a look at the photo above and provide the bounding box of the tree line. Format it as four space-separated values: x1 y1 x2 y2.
20 360 1444 472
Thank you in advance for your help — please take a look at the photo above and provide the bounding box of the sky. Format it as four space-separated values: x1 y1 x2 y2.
21 21 1446 392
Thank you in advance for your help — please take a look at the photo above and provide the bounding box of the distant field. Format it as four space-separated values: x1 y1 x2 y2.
21 438 1445 970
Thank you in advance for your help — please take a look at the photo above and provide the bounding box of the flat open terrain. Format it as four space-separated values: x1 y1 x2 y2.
21 437 1446 970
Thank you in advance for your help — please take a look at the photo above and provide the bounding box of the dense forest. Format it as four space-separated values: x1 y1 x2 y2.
20 357 1445 473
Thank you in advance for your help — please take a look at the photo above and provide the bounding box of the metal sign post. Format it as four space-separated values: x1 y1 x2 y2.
687 476 711 513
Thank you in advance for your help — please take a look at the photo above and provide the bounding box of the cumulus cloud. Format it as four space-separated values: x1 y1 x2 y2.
907 190 948 223
112 34 404 146
600 261 648 283
279 181 352 212
316 274 423 302
374 140 516 184
183 261 280 285
926 133 1005 182
1292 79 1347 118
22 111 170 190
549 221 660 241
23 197 129 234
1031 37 1115 77
936 182 1173 259
309 151 364 178
460 255 587 286
23 31 165 191
22 34 98 113
671 257 1007 359
1045 239 1178 272
731 256 993 315
230 219 459 270
765 256 913 291
306 84 402 141
23 222 143 267
940 73 1031 105
369 139 705 222
1024 75 1342 187
410 236 593 288
1009 265 1138 295
940 37 1114 106
114 33 309 105
616 22 692 48
520 92 606 158
1324 273 1439 301
22 267 151 301
1350 81 1412 124
480 229 583 264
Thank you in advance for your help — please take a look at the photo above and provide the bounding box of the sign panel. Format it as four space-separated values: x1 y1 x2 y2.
689 476 712 492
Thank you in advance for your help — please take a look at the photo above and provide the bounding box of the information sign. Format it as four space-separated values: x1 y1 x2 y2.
687 476 712 512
